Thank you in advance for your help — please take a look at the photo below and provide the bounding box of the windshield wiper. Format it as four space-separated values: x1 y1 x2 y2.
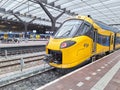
61 30 71 36
55 30 71 38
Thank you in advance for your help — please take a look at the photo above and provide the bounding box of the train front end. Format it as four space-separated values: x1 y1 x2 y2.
44 17 93 68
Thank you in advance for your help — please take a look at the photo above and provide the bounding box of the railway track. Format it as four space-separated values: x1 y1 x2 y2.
0 65 54 88
0 45 45 56
0 54 45 69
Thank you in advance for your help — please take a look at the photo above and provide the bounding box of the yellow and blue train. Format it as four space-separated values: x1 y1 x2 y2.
44 15 120 68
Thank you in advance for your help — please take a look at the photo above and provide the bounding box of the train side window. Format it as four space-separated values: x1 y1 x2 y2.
85 26 94 38
97 34 110 46
81 23 90 34
75 23 91 36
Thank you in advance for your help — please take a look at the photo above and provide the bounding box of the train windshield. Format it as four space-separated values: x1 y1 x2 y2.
54 19 83 38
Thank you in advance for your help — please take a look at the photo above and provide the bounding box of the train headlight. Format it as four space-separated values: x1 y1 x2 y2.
60 40 76 49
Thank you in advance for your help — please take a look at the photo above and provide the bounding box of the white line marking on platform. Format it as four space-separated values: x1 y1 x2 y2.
101 66 105 69
92 72 97 75
69 89 73 90
110 61 113 63
105 64 108 66
77 82 84 87
97 69 101 72
91 61 120 90
85 77 91 80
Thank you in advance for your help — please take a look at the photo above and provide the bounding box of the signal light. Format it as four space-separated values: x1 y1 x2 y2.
61 42 67 48
60 40 76 49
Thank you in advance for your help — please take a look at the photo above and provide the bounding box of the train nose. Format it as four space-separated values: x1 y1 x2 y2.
47 37 74 50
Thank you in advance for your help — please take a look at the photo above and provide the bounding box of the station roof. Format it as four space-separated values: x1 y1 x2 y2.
0 0 120 30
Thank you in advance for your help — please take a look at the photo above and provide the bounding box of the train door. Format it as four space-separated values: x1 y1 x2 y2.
76 21 94 59
113 33 116 50
82 22 95 58
109 33 114 51
92 29 97 55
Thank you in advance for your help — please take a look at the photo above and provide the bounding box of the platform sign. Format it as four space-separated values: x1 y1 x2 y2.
30 34 33 39
36 34 40 39
19 33 23 38
4 34 8 39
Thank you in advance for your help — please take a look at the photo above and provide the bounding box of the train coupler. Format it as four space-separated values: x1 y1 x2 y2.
43 54 53 63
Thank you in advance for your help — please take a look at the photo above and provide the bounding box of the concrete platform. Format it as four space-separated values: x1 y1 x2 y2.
37 50 120 90
0 41 47 48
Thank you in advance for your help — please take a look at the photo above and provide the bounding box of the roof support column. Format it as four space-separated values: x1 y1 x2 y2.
13 14 36 38
24 22 28 38
35 0 64 31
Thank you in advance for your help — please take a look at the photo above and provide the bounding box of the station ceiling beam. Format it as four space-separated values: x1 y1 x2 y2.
0 7 61 27
109 24 120 26
29 0 77 16
34 0 64 31
13 13 36 38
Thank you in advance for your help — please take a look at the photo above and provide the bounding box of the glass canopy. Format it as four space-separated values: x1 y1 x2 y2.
0 0 120 29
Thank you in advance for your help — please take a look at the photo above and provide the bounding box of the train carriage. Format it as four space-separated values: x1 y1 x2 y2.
44 15 120 68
